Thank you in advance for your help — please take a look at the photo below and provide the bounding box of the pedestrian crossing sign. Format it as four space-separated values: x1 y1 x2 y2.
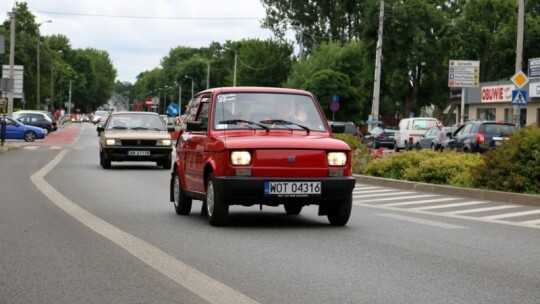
512 90 527 105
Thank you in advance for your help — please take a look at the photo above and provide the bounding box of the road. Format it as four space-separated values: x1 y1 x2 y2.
1 123 539 304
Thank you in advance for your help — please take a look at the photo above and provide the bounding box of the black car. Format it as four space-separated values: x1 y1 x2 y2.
328 121 363 139
449 121 516 153
363 127 396 149
13 111 54 134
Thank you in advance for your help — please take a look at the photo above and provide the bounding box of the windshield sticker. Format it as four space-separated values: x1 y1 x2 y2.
216 124 228 129
217 94 236 103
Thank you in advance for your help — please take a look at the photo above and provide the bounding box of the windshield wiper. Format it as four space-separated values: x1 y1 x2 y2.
260 119 311 134
218 119 269 130
130 127 148 130
111 126 127 129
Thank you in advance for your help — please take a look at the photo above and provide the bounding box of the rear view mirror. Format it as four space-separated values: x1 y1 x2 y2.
330 122 345 134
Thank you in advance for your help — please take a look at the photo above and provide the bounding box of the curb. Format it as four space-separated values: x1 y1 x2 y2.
354 175 540 208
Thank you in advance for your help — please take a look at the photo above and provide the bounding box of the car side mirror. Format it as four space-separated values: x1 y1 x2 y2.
330 122 345 134
446 132 453 138
186 121 207 132
97 126 104 132
167 126 175 132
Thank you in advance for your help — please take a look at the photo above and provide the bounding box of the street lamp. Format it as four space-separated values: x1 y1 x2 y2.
68 75 77 116
223 46 237 86
174 81 182 115
185 75 194 99
36 20 52 110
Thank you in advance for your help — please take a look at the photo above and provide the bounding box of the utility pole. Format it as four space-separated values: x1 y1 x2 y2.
513 0 525 128
36 20 52 110
370 0 385 132
7 6 16 117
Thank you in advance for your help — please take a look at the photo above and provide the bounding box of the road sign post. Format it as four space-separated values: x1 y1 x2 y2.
448 60 480 125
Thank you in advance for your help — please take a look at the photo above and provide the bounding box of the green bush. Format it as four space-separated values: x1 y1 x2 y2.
365 150 436 179
402 152 483 186
472 126 540 194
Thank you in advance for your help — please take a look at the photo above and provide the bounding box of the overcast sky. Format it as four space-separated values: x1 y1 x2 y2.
2 0 286 84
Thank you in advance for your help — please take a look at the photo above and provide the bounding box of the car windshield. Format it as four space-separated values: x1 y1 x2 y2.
212 93 327 132
106 114 166 131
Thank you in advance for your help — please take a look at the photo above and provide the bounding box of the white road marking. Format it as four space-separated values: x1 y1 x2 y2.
412 201 489 211
354 194 438 203
354 186 383 190
521 219 540 225
354 191 415 198
378 197 458 206
50 146 63 150
353 189 396 194
481 209 540 220
376 213 467 229
31 149 259 304
444 205 519 215
23 146 39 150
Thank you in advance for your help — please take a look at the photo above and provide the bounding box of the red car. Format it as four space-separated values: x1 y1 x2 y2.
169 87 356 226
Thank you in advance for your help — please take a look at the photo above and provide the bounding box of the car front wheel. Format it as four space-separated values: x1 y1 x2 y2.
206 173 228 226
100 151 111 169
23 131 37 142
327 197 352 226
173 172 192 215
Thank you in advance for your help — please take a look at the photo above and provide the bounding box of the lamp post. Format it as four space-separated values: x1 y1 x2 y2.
185 75 194 99
224 47 237 86
163 85 169 115
36 20 52 110
174 81 182 115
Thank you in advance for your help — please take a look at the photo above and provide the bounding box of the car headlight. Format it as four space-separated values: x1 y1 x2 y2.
327 152 347 166
158 139 172 146
230 151 251 166
105 139 120 146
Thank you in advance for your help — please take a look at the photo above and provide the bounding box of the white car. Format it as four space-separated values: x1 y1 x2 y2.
394 117 438 151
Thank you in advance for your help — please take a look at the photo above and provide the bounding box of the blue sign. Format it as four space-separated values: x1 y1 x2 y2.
511 90 527 106
366 120 383 125
167 103 180 116
329 100 340 112
332 95 340 101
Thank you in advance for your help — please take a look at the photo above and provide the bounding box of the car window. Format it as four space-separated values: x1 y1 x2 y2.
212 92 326 131
412 119 437 130
481 124 516 135
462 123 475 135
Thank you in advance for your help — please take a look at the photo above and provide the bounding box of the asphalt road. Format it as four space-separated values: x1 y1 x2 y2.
1 123 539 304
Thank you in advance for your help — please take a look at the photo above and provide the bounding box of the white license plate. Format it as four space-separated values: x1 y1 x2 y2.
128 150 150 156
264 181 321 197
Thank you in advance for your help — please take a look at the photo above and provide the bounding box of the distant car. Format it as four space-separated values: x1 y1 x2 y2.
12 111 54 134
363 127 396 149
416 126 457 150
450 121 516 153
93 110 108 124
96 113 109 136
0 116 46 142
97 111 174 169
329 121 362 139
394 117 438 151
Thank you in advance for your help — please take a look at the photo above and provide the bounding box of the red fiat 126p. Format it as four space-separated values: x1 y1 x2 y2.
170 87 356 226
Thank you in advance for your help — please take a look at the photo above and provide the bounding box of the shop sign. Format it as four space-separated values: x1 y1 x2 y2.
481 85 513 102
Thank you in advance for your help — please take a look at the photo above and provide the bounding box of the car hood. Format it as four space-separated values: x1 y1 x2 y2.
215 133 351 151
104 130 171 139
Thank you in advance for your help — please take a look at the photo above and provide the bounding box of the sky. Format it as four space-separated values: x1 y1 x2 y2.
2 0 287 84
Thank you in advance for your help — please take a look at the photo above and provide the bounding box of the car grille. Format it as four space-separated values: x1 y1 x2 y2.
121 140 157 146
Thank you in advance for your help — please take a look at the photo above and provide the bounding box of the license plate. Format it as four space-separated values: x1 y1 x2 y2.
264 181 321 197
128 150 150 156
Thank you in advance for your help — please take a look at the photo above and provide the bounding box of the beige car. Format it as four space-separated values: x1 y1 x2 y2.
98 111 174 169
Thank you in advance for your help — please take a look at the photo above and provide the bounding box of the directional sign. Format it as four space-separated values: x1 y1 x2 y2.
511 90 527 106
511 71 529 89
448 60 480 88
167 103 180 116
529 58 540 78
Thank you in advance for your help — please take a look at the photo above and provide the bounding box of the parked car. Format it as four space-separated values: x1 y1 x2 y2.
363 127 396 149
93 110 108 124
97 111 175 169
449 120 516 153
12 111 54 134
416 126 457 150
0 116 46 142
170 87 356 226
394 117 438 151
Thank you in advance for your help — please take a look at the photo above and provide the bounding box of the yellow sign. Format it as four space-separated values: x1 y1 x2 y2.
511 71 529 89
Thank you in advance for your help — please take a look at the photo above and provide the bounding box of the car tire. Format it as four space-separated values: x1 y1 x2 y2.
394 142 400 152
173 172 192 215
416 142 421 150
284 204 303 215
374 141 380 149
23 131 37 142
327 197 352 226
206 173 228 226
100 151 111 169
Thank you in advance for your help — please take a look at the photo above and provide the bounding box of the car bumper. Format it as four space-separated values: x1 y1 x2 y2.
213 176 356 205
103 146 172 161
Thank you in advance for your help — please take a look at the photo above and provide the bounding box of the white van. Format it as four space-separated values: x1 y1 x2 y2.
394 117 438 151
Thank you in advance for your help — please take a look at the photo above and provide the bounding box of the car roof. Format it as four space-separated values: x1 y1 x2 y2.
197 86 314 96
110 111 159 116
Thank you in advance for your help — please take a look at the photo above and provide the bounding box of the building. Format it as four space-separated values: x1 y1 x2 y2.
450 79 540 127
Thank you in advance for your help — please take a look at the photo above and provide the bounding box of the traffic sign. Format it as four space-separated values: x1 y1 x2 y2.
145 97 152 107
511 71 529 89
448 60 480 88
511 90 527 105
529 58 540 78
366 120 382 125
329 100 340 112
167 103 180 116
